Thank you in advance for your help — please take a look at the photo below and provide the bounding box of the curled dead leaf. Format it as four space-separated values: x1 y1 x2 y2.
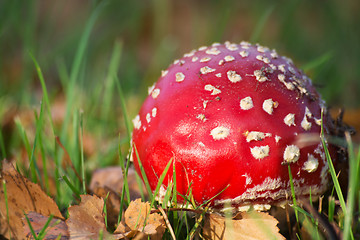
90 166 146 201
203 211 285 240
0 160 63 239
66 194 113 240
114 199 166 240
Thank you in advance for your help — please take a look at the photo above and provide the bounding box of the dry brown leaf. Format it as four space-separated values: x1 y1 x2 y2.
92 185 121 230
66 194 113 240
23 212 69 239
203 211 285 240
90 166 146 201
114 199 166 240
0 160 64 239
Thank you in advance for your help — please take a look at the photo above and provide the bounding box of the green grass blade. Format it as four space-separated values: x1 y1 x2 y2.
118 136 130 202
79 110 86 194
250 5 275 43
15 118 32 163
117 135 131 224
115 76 132 142
29 100 46 183
320 114 346 212
61 1 107 141
133 144 153 199
343 132 357 240
101 40 123 119
320 112 354 239
38 131 50 195
302 51 333 73
288 164 299 222
62 175 81 200
24 212 38 240
328 196 335 222
0 129 6 160
150 158 173 209
29 53 56 135
37 215 54 240
103 192 110 229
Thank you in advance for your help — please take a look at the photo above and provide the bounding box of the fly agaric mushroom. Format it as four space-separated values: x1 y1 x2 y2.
131 41 336 211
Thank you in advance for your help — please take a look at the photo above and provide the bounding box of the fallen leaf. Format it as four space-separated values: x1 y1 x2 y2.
114 199 166 240
90 166 146 201
66 194 113 240
92 185 121 230
0 160 64 239
203 211 285 240
23 212 69 239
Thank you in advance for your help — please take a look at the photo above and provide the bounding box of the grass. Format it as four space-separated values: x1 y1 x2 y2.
0 0 359 239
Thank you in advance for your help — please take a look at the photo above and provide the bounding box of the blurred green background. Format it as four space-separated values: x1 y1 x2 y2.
0 0 359 181
1 0 359 107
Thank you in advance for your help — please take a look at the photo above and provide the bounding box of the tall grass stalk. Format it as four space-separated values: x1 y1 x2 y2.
343 132 358 240
321 112 354 239
61 1 106 141
250 5 275 43
0 129 6 160
101 40 123 120
79 110 86 194
28 100 46 183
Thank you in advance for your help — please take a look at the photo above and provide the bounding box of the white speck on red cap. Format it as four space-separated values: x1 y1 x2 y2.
200 57 211 63
200 66 216 74
284 113 296 126
175 72 185 82
240 97 254 110
278 64 286 73
192 56 198 62
245 131 271 142
151 108 157 117
210 126 230 140
270 51 278 59
161 70 168 77
224 55 235 62
303 154 319 173
132 115 141 130
151 88 160 99
250 145 270 159
225 42 238 51
227 70 242 83
254 69 268 82
283 145 300 163
301 114 312 131
204 84 221 95
148 84 155 95
146 113 151 123
239 50 249 58
262 99 277 114
206 47 221 55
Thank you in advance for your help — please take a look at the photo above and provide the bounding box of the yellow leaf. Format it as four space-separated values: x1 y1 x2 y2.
203 211 285 240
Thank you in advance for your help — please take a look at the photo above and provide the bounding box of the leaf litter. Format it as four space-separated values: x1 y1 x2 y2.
0 160 286 239
203 211 285 240
0 160 65 239
0 161 167 239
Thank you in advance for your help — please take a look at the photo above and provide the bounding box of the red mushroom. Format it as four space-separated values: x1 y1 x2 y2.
131 41 335 210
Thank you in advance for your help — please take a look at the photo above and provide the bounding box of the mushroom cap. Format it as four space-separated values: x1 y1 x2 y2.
131 42 336 209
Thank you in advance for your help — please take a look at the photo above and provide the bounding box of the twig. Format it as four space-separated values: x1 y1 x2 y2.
158 206 176 240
